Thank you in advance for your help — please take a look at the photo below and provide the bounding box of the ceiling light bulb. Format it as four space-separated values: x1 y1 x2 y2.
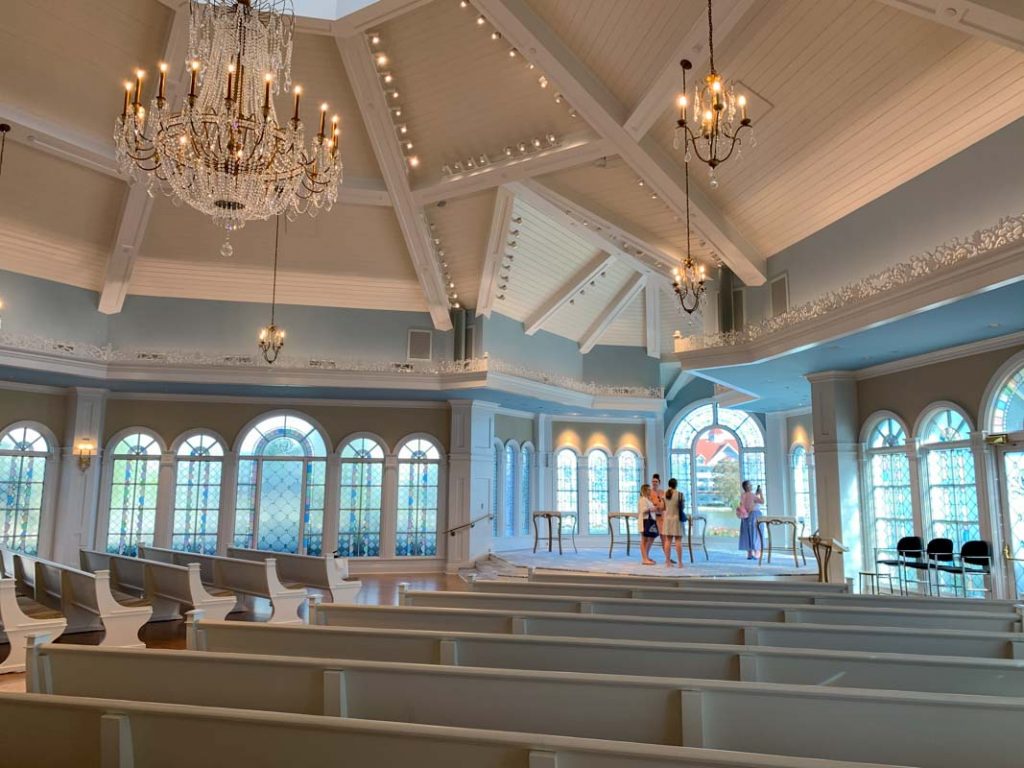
509 49 517 57
408 155 420 167
383 72 393 83
546 133 556 144
532 137 541 147
375 53 389 67
504 146 513 156
517 142 527 153
476 14 485 25
491 31 501 40
538 75 548 88
405 141 413 150
677 94 687 108
398 124 408 134
459 0 468 7
711 79 722 92
737 94 747 106
370 32 381 45
159 62 168 74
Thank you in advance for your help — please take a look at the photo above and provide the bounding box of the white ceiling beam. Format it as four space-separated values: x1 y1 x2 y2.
524 252 615 336
412 134 610 206
644 280 661 359
476 0 766 287
875 0 1024 52
476 187 516 318
98 5 191 315
0 106 121 178
505 180 674 285
337 34 452 330
625 0 756 140
580 273 647 354
665 369 696 401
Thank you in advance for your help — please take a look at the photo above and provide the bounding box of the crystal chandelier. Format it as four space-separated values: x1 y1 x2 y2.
258 216 286 363
672 160 707 315
114 0 343 256
672 0 752 188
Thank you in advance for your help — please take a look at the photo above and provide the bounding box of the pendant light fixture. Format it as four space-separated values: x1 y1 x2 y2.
672 158 707 314
258 216 286 363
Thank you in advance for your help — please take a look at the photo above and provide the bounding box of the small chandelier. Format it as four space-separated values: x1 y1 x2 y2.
672 0 752 188
115 0 342 256
672 160 707 315
258 216 286 363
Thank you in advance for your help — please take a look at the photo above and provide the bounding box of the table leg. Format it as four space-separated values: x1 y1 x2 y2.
608 517 614 559
546 516 554 553
556 515 563 555
625 522 631 557
700 519 708 561
532 516 539 554
686 519 694 563
791 523 799 568
570 515 577 554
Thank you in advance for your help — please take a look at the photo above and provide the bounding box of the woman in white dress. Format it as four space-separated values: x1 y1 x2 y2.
638 484 659 565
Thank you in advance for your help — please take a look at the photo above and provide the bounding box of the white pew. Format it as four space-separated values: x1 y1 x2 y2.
226 546 361 603
26 642 1018 768
475 577 1023 614
400 588 1023 633
80 549 236 622
312 603 1024 659
528 569 851 592
26 554 151 647
0 579 66 673
0 693 892 768
139 545 307 624
187 617 1024 697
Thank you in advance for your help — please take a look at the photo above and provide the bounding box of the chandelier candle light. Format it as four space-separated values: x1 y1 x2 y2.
114 0 343 257
673 0 752 188
672 159 707 315
258 216 286 363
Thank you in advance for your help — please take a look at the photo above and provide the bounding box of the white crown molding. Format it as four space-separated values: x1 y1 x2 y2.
105 391 449 409
855 329 1024 381
0 379 69 397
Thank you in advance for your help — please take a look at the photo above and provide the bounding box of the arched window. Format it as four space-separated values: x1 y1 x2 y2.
503 442 517 536
791 445 814 529
172 433 224 554
617 449 643 512
587 449 610 534
0 424 52 554
106 431 163 555
338 436 384 557
396 437 442 557
491 440 501 536
555 449 578 518
669 403 766 528
992 363 1024 435
519 443 534 534
864 415 913 556
235 414 327 555
986 358 1024 595
918 407 979 549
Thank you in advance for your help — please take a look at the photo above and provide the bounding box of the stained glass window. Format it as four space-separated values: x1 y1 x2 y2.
396 438 441 557
992 364 1024 434
868 418 907 449
338 437 384 557
1003 450 1024 597
791 445 814 528
864 415 913 555
519 444 533 534
587 450 609 534
0 425 51 555
491 442 501 536
555 449 578 517
920 408 970 445
235 414 327 555
106 432 162 556
503 442 516 536
617 449 642 513
172 433 223 554
919 408 978 550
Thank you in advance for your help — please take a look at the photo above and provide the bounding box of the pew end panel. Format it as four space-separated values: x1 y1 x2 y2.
0 584 66 674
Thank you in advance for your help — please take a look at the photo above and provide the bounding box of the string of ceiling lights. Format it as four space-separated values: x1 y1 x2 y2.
495 214 522 302
425 218 461 309
365 31 420 170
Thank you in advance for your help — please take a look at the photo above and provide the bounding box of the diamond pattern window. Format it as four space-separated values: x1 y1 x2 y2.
172 433 224 554
338 437 384 557
396 438 442 557
106 432 162 556
0 425 52 555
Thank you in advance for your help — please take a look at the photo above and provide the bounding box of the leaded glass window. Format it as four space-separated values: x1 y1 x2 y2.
396 438 441 557
491 442 501 536
172 433 223 554
617 449 642 513
865 416 913 555
992 364 1024 434
106 432 162 556
920 408 978 550
791 445 813 528
338 437 384 557
868 418 907 449
519 444 533 534
0 425 51 555
555 449 578 517
587 450 609 534
503 442 516 536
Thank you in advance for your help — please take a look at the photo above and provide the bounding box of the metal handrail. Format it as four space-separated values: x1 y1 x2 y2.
442 513 493 537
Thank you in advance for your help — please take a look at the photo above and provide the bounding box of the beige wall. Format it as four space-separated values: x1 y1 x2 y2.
856 342 1024 433
787 412 813 450
104 398 451 452
0 387 68 444
553 420 645 455
495 413 534 445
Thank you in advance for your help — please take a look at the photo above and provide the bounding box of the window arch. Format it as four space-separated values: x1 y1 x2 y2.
555 448 578 518
105 430 163 555
668 403 766 526
235 413 328 555
395 436 442 557
586 449 610 534
862 413 913 557
989 359 1024 435
617 449 643 513
503 442 517 536
172 432 225 554
0 423 53 555
917 406 979 549
519 443 534 534
791 444 814 529
338 435 385 557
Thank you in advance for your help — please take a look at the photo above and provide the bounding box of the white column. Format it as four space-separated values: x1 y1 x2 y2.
323 453 342 555
446 399 498 573
52 388 107 564
644 414 666 479
577 460 590 535
153 452 176 548
218 451 238 554
380 454 398 559
608 454 620 514
765 412 788 518
535 413 553 510
972 432 1008 597
807 372 862 580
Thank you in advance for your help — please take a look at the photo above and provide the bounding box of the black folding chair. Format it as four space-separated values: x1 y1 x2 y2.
875 536 923 595
904 537 954 595
937 540 992 598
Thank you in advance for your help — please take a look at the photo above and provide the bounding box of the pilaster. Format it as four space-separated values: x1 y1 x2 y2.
153 452 176 548
535 413 553 510
446 399 499 573
765 412 788 518
323 453 342 554
217 451 238 554
644 414 666 480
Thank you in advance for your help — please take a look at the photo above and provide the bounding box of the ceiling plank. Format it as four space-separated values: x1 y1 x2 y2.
476 0 766 287
625 0 757 140
98 5 191 315
476 187 516 318
524 251 616 335
644 280 661 358
580 273 647 353
337 34 453 330
413 134 610 206
875 0 1024 51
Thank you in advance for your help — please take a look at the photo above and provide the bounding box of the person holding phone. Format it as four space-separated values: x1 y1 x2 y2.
737 480 765 561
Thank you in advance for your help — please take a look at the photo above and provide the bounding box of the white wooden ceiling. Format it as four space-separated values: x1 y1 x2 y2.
0 0 1021 353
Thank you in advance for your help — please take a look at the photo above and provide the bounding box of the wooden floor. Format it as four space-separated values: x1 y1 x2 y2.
0 573 464 694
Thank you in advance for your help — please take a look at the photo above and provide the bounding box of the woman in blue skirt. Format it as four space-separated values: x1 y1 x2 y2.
737 480 765 561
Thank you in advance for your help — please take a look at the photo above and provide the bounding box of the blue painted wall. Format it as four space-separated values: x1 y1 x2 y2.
480 312 583 379
0 271 109 344
583 345 660 388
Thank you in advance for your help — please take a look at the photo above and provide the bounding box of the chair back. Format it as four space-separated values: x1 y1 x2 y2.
925 537 955 563
896 536 923 559
960 540 992 571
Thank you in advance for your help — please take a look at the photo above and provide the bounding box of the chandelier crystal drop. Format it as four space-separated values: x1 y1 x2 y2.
672 159 707 315
258 215 287 364
114 0 343 240
672 0 752 188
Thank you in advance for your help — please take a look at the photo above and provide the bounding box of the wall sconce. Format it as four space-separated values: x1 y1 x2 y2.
74 439 96 471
